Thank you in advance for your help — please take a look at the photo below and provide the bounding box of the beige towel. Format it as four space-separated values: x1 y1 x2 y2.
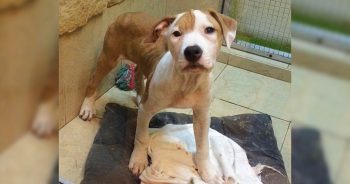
140 124 262 184
59 0 108 35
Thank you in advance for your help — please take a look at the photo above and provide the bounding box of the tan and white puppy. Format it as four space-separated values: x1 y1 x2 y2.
79 9 237 183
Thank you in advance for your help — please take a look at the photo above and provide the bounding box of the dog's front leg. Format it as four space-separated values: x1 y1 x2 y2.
129 105 154 175
193 106 223 184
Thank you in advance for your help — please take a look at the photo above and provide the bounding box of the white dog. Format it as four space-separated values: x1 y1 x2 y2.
79 9 237 183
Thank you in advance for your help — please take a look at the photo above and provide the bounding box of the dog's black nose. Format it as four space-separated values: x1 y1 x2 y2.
184 45 203 62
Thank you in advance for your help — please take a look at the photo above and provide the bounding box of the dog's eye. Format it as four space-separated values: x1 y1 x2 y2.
205 27 215 34
172 31 182 37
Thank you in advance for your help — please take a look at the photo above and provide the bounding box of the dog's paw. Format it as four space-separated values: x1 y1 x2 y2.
196 159 223 184
32 102 57 137
128 147 148 175
79 97 96 121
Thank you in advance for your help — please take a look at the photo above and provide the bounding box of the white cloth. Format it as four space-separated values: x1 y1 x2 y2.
140 124 262 184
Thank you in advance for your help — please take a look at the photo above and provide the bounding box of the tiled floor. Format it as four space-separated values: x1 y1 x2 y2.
292 66 350 183
59 62 291 183
0 133 58 184
59 117 101 184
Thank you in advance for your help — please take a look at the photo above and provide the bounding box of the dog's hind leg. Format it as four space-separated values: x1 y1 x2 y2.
79 48 120 121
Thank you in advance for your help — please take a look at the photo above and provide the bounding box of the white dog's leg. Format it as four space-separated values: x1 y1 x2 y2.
129 104 155 175
79 94 96 121
193 106 223 184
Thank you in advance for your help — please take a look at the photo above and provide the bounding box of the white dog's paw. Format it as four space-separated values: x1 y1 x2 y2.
79 97 96 121
196 159 223 184
128 147 148 175
32 102 57 137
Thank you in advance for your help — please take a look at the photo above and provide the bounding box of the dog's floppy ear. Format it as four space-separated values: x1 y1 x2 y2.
208 9 237 48
145 16 176 43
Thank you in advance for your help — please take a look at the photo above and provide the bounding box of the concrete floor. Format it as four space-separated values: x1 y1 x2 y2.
59 62 291 183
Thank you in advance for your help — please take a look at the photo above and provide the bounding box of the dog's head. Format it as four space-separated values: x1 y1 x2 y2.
148 9 237 73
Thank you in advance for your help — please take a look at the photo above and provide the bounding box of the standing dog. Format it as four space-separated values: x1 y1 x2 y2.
79 9 237 183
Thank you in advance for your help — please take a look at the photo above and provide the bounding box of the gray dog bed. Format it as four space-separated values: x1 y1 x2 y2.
80 103 289 184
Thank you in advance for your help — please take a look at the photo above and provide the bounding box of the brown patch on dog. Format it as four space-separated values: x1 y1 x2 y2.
84 12 169 103
176 10 195 33
207 9 237 46
145 16 176 43
205 10 225 49
166 10 196 61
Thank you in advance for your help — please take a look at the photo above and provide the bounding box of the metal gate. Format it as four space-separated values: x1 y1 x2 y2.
221 0 292 63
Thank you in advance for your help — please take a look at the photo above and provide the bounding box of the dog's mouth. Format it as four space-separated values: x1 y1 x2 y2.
183 63 208 72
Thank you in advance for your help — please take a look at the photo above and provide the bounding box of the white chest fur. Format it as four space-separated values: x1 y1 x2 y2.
149 52 212 109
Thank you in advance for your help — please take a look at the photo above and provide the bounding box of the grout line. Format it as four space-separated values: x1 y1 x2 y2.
217 98 291 122
59 121 70 130
280 123 291 183
214 64 227 82
60 88 112 130
227 63 290 83
280 122 291 151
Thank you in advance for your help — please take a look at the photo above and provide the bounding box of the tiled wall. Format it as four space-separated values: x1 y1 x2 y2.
59 0 221 128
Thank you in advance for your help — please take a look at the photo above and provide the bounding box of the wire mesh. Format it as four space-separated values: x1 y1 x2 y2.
222 0 291 62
